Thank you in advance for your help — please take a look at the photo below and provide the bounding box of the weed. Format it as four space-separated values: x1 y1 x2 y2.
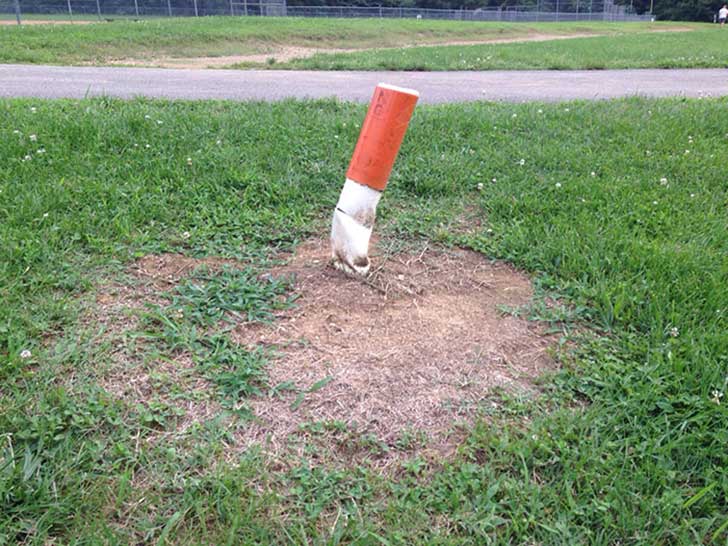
169 266 295 326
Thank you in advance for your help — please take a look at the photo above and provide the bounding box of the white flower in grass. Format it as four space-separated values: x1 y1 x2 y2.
144 115 151 120
37 148 45 154
20 349 32 359
491 178 497 183
659 177 668 185
43 212 49 218
145 144 151 149
186 157 193 166
13 130 20 135
29 134 37 142
181 231 191 240
23 154 32 161
564 108 570 112
690 193 695 198
30 107 37 113
537 109 543 114
711 390 724 405
555 182 562 188
518 158 525 166
590 171 596 177
653 200 658 205
157 120 163 125
669 327 679 338
511 113 517 119
216 139 222 145
486 228 493 234
684 150 690 155
477 182 484 191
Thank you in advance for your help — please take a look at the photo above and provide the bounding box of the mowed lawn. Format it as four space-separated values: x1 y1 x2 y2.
1 97 727 543
277 25 728 70
0 16 703 67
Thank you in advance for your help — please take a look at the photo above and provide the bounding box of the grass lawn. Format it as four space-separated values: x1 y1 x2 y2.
0 17 701 66
276 25 728 70
1 97 727 543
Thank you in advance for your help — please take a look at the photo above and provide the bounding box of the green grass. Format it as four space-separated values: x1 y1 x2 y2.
278 25 728 70
0 16 699 66
1 96 727 543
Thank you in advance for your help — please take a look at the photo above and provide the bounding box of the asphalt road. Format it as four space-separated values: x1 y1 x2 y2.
1 64 727 103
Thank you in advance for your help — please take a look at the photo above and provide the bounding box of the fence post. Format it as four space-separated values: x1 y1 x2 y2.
243 0 247 15
14 0 21 24
229 0 234 15
193 0 197 16
95 0 101 20
133 0 138 16
67 0 73 18
166 0 171 16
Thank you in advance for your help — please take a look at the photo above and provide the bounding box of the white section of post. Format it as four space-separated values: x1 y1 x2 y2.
331 179 383 276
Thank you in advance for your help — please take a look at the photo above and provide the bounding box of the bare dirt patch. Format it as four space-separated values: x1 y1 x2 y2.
232 239 555 464
0 19 94 25
106 47 351 69
88 241 555 465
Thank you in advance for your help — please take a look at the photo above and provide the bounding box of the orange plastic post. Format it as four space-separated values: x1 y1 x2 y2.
346 84 419 192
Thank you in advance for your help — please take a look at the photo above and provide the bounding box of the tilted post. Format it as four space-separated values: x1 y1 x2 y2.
331 84 419 276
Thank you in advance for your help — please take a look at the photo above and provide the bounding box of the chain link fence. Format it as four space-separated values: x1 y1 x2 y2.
286 5 650 21
0 0 285 20
0 0 651 23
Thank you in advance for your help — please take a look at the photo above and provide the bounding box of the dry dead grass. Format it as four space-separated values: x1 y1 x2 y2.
88 253 240 444
87 239 555 466
0 19 94 25
232 239 555 465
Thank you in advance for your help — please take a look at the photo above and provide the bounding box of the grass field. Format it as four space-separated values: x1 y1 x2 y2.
1 96 727 543
276 25 728 70
0 17 704 67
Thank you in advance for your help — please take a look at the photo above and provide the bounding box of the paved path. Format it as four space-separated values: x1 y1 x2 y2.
1 64 726 103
